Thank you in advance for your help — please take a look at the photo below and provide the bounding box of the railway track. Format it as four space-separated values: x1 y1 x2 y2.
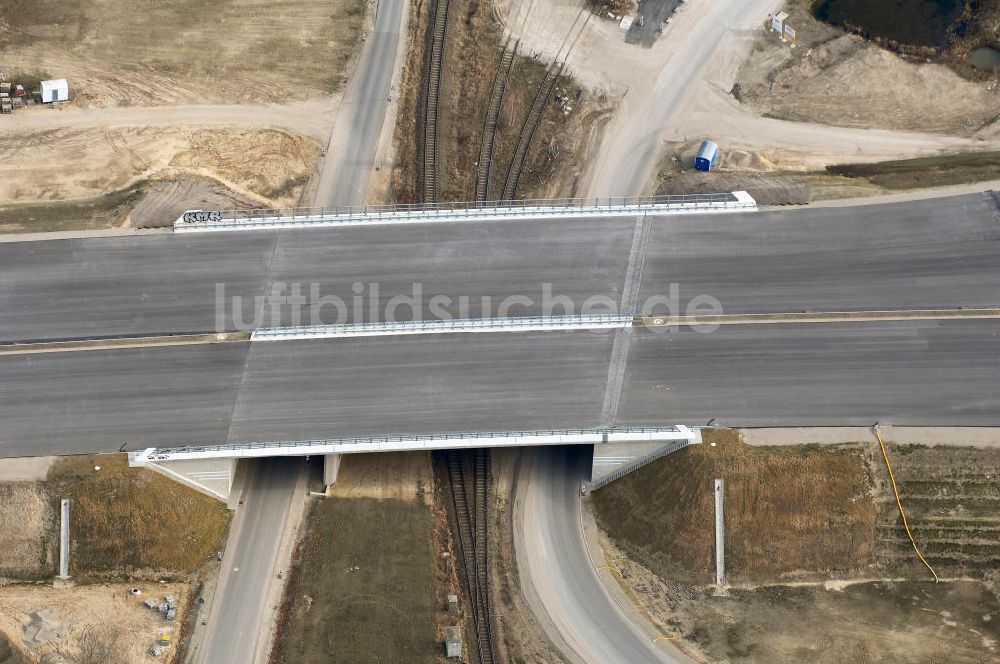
475 37 518 202
421 0 451 203
498 62 563 201
447 449 497 664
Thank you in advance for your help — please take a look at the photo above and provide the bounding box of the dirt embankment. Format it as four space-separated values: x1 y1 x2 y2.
734 4 1000 136
876 444 1000 578
390 0 610 203
0 127 318 232
590 429 1000 663
0 454 229 581
596 540 1000 664
592 429 875 586
655 149 1000 205
0 127 317 206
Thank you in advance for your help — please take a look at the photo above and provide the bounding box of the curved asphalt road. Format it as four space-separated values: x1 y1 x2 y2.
516 446 689 663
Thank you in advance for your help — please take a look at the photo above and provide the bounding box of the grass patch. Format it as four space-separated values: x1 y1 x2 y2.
592 430 875 584
0 182 147 233
263 173 312 201
0 483 52 579
45 455 230 578
827 151 1000 189
272 496 438 664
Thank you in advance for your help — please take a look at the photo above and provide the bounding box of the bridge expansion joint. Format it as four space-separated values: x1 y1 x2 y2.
252 314 633 340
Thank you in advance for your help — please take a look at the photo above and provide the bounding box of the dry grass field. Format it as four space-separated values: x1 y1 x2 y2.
271 453 439 664
0 0 366 105
592 429 875 585
45 455 230 577
0 484 53 579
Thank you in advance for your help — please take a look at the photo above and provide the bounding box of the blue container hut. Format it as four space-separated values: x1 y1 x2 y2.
695 140 719 171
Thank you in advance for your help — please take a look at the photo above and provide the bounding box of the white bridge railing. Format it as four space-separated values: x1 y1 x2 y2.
174 192 757 232
129 426 698 461
252 314 633 341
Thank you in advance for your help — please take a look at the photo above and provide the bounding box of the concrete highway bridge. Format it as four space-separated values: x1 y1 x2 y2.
1 191 999 500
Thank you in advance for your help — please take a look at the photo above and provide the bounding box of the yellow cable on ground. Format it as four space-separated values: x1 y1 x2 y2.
874 428 939 582
595 565 623 578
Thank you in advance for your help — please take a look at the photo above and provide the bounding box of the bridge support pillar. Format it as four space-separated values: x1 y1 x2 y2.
323 453 342 489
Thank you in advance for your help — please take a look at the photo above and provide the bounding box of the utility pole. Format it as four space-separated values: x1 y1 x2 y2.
59 499 70 581
714 479 725 593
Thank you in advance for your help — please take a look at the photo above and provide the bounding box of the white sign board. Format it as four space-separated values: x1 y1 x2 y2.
771 11 788 32
619 15 633 31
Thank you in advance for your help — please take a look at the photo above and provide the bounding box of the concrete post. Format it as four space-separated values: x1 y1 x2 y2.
323 454 342 488
714 479 724 590
59 499 70 580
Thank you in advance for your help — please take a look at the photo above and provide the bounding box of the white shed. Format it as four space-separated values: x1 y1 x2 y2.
40 79 69 103
771 11 789 33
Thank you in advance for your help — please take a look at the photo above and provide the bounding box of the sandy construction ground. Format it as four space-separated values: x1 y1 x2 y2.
0 0 365 107
598 529 1000 664
0 583 189 664
736 16 1000 136
0 127 318 208
2 102 334 142
0 0 372 231
496 0 1000 196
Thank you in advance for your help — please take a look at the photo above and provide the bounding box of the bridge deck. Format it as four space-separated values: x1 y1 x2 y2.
1 320 997 457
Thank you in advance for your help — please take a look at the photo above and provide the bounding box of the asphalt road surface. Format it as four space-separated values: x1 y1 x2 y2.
2 193 997 342
0 342 249 453
516 446 688 663
195 458 301 664
1 320 997 457
639 193 1000 315
617 319 1000 427
226 332 612 441
314 0 405 206
0 217 636 341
